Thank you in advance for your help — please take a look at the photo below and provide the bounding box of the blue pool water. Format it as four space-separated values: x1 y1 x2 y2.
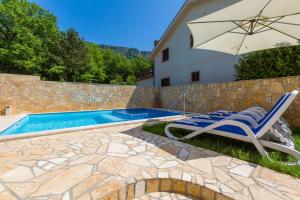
1 108 182 136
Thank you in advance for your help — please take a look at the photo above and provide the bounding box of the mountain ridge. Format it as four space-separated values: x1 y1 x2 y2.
100 44 151 59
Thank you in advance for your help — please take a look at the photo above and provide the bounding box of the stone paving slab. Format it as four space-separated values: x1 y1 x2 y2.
0 114 27 132
0 123 299 199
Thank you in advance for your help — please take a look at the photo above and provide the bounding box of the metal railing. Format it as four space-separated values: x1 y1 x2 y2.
168 84 191 115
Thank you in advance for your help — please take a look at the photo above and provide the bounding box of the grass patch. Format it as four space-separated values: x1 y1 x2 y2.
143 122 300 178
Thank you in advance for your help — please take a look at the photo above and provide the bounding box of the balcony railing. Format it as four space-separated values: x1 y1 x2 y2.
137 68 153 81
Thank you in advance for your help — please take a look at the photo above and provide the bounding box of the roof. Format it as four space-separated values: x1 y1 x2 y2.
149 0 195 60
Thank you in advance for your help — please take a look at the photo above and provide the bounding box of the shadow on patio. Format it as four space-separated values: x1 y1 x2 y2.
118 121 233 162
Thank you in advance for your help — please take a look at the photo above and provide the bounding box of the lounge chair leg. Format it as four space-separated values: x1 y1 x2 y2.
251 138 269 158
165 124 205 141
165 124 180 140
261 140 300 165
243 130 269 158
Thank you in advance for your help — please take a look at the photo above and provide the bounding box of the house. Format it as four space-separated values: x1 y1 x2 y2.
138 0 241 87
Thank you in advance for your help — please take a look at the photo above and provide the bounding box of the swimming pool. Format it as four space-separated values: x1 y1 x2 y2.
1 108 182 136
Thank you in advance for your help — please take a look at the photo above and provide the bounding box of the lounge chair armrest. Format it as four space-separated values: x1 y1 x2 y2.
181 119 253 140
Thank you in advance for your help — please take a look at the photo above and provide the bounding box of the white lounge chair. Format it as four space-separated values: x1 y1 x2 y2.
208 107 267 118
165 90 300 164
192 92 291 128
193 107 267 125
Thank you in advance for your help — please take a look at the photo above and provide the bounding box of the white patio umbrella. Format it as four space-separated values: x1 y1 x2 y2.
188 0 300 55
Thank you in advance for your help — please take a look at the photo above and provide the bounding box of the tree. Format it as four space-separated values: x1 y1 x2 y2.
0 0 60 75
82 43 106 83
0 0 152 85
102 49 128 84
126 75 136 85
58 28 89 82
110 74 125 85
131 56 152 76
235 45 300 80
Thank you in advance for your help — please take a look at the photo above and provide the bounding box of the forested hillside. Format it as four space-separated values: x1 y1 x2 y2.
0 0 152 85
100 45 151 59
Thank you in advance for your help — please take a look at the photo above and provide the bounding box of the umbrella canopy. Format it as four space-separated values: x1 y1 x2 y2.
188 0 300 55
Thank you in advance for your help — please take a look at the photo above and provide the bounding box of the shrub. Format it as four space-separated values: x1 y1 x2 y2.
235 45 300 80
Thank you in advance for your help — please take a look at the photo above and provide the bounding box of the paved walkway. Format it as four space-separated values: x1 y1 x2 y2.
0 124 300 199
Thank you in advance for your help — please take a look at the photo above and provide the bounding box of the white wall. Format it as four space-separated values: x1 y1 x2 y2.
154 0 241 87
137 78 154 87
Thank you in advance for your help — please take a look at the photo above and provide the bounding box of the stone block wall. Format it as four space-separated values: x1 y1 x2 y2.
160 76 300 126
1 73 300 126
0 73 40 82
0 74 160 115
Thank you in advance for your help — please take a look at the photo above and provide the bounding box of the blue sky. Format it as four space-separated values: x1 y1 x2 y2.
31 0 185 51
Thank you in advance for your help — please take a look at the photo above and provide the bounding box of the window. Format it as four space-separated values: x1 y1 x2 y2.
162 48 169 62
191 71 200 82
190 34 194 48
161 77 170 87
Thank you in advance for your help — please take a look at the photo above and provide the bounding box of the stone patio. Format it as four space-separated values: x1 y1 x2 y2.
0 123 300 199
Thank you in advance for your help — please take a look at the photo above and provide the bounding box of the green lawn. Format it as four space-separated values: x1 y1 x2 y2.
143 122 300 178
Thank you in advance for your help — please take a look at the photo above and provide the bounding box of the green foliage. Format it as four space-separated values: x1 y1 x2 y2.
47 65 65 81
143 123 300 178
100 48 150 85
0 0 151 85
100 44 150 58
84 43 106 83
58 29 89 82
235 45 300 80
0 0 60 74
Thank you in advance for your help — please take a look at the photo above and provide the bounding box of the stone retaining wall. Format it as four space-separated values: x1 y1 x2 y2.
0 73 40 82
1 73 300 126
160 76 300 126
0 74 160 115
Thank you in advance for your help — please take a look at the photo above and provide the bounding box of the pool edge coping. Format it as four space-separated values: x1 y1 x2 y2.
0 113 29 133
0 114 187 142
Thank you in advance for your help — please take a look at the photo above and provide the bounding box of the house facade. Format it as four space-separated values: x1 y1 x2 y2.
139 0 241 87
